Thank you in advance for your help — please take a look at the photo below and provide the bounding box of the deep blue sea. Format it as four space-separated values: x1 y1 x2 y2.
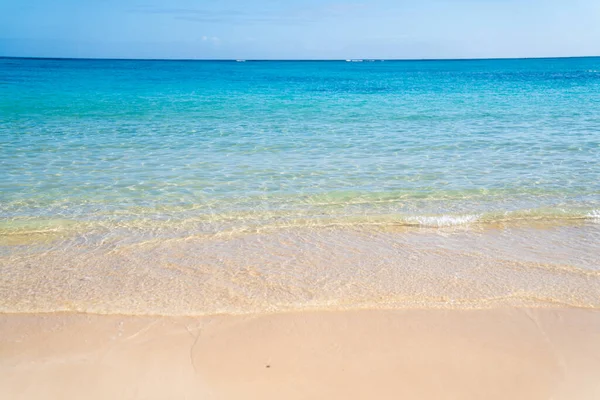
1 57 599 315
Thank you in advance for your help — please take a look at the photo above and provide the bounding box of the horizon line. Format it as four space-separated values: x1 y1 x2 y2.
1 55 599 62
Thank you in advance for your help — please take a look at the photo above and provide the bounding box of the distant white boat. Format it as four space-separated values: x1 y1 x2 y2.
236 60 246 62
346 59 363 63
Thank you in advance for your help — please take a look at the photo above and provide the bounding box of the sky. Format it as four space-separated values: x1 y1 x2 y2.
1 0 599 60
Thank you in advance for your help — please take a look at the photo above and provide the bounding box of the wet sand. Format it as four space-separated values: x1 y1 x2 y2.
1 307 600 399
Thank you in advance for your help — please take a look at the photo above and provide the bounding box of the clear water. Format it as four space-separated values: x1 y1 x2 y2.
1 57 599 315
2 57 600 234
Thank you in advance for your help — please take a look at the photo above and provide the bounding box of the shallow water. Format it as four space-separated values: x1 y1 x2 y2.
1 224 599 315
1 57 599 314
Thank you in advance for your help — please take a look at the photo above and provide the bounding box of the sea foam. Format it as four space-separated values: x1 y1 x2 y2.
588 210 600 222
407 214 481 227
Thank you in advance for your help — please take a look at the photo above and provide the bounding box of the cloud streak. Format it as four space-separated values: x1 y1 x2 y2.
128 3 369 25
129 5 308 25
201 36 220 44
128 7 246 17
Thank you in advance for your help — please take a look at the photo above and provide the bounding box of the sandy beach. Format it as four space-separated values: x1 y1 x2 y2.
1 307 599 399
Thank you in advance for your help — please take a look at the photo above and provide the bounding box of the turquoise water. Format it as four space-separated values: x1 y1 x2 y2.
1 57 600 234
2 57 600 315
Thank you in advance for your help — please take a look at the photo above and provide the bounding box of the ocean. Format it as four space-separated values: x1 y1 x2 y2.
1 57 599 315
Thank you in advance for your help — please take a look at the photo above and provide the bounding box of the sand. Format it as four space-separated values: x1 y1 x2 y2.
1 307 600 399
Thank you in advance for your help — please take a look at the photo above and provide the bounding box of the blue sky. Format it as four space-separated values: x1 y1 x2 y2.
1 0 599 59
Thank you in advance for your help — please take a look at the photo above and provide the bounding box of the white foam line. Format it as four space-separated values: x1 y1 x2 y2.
408 214 481 227
587 210 600 222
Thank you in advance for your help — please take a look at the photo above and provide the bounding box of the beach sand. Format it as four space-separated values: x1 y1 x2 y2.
1 307 599 399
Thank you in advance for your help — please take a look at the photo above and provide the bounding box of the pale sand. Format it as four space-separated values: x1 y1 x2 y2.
1 308 600 399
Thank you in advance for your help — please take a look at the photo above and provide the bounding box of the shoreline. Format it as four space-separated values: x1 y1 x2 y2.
3 224 599 315
2 210 599 241
2 307 600 399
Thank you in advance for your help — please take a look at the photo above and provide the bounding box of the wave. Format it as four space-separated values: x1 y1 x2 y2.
588 210 600 222
2 208 600 241
406 214 481 227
